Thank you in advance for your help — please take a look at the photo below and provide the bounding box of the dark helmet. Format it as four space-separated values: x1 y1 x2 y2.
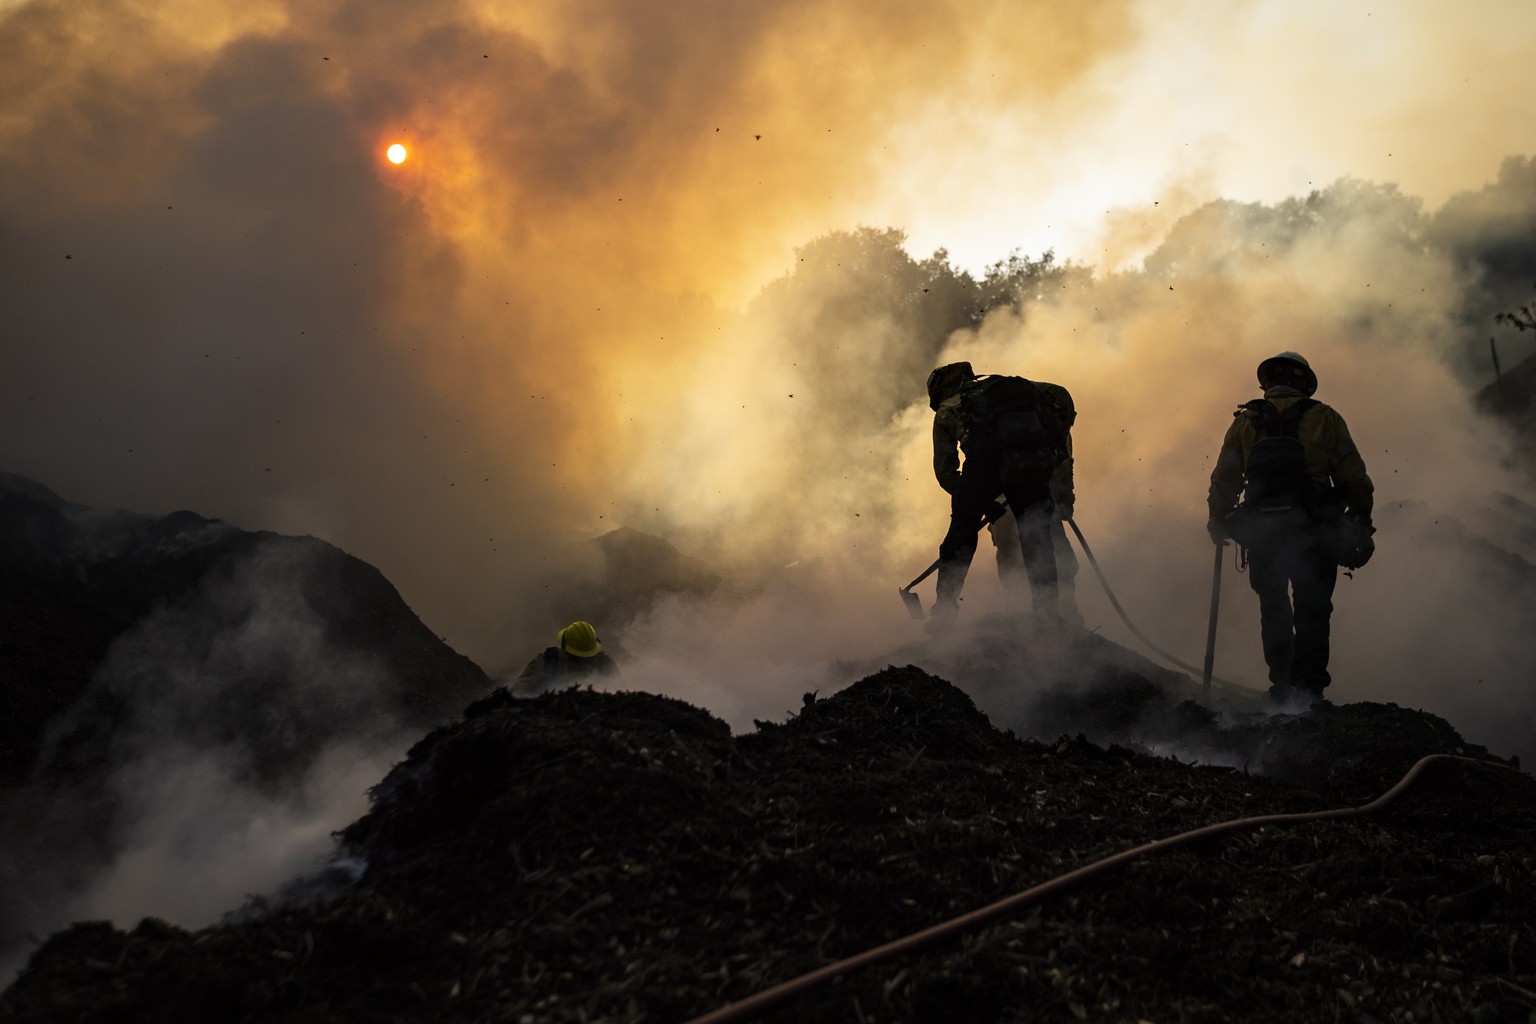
926 361 975 410
1332 517 1375 570
1257 351 1318 397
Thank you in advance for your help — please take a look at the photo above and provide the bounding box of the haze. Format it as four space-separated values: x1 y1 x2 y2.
3 0 1535 763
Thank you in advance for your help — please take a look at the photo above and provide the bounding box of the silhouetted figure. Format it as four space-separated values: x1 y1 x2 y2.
1208 352 1375 706
927 362 1070 628
982 382 1082 626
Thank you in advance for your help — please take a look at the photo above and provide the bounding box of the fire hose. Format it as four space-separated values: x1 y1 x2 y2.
681 754 1511 1024
1063 518 1259 698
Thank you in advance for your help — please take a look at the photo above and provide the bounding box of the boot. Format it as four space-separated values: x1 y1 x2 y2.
1029 576 1061 624
1057 574 1085 628
926 561 969 634
924 597 959 635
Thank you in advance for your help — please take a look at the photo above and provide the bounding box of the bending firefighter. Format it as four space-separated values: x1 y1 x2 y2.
928 361 1072 627
977 386 1081 626
1207 352 1375 706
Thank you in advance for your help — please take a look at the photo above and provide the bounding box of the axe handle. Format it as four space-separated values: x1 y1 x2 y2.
902 558 942 592
902 501 1005 593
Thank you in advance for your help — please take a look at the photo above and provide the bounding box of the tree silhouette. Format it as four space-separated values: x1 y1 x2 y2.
1494 285 1536 335
747 227 981 421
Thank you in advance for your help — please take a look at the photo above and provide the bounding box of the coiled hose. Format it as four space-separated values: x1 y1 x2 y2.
682 753 1505 1024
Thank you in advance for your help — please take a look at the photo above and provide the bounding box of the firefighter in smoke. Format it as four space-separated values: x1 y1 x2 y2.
1207 352 1375 706
511 620 619 698
978 386 1082 626
927 361 1072 627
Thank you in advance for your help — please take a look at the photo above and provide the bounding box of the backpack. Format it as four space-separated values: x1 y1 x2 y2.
1036 380 1077 430
1239 398 1318 512
957 375 1067 476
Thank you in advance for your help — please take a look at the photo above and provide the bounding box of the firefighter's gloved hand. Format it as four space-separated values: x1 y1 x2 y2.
1346 512 1375 534
984 500 1009 524
1207 517 1229 545
1056 501 1074 521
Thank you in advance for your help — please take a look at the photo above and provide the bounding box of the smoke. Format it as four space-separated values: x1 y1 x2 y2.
5 0 1529 666
617 177 1536 772
3 0 1536 972
54 742 387 935
0 542 425 983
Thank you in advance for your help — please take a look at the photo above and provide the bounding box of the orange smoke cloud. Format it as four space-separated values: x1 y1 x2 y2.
2 0 1534 678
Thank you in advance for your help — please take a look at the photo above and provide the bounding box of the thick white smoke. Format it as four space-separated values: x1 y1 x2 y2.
1 542 433 984
598 178 1536 774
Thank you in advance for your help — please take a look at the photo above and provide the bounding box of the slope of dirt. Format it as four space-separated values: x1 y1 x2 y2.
5 666 1533 1023
0 472 493 984
1 472 489 786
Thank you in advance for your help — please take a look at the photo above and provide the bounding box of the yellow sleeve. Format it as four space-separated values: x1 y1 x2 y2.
1324 409 1374 521
1207 417 1247 519
932 411 962 495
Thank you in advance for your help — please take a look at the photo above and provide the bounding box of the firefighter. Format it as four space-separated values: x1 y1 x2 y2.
1207 352 1375 706
928 362 1068 627
985 381 1082 626
511 620 619 698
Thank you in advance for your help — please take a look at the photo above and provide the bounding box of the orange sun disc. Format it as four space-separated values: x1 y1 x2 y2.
386 143 408 164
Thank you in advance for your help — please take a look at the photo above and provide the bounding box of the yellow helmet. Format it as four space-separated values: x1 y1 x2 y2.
558 621 602 658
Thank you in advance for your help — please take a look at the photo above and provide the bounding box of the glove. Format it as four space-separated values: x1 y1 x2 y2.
1207 517 1229 545
1346 512 1375 535
983 500 1009 525
1335 514 1376 569
1056 501 1074 521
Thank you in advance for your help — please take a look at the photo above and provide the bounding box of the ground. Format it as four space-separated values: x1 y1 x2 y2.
3 664 1533 1024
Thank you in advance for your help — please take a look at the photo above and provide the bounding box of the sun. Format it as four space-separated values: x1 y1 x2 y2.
386 143 408 165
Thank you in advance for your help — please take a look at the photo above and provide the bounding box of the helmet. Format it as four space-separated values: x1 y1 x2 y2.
1256 352 1318 397
558 621 602 658
1331 517 1375 569
926 361 975 410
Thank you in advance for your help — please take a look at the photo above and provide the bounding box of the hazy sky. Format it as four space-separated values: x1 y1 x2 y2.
3 0 1534 690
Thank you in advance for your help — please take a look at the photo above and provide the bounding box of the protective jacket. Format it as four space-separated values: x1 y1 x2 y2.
933 381 1075 510
1207 388 1373 526
511 647 618 698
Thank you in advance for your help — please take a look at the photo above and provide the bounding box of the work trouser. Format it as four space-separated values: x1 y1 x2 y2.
935 456 1057 619
1245 527 1338 694
990 512 1080 624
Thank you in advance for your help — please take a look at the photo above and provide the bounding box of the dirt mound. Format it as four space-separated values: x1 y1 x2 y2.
1 473 489 786
1026 668 1517 799
744 664 1016 762
0 473 493 985
5 667 1534 1023
341 687 735 859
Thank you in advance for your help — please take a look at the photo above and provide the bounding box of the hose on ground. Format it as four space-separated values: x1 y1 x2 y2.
1064 517 1259 696
682 753 1506 1024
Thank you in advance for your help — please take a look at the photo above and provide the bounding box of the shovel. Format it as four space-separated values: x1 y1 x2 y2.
899 500 1009 619
898 559 941 619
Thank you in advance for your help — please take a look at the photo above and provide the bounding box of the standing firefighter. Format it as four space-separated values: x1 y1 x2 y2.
928 361 1069 627
1207 352 1375 706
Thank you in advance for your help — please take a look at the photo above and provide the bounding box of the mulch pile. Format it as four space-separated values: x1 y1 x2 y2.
4 665 1535 1023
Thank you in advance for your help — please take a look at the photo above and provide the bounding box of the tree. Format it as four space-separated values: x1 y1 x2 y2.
1494 285 1536 335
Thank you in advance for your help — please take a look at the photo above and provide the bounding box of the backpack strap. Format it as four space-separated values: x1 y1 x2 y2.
1236 397 1317 438
1273 398 1317 438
